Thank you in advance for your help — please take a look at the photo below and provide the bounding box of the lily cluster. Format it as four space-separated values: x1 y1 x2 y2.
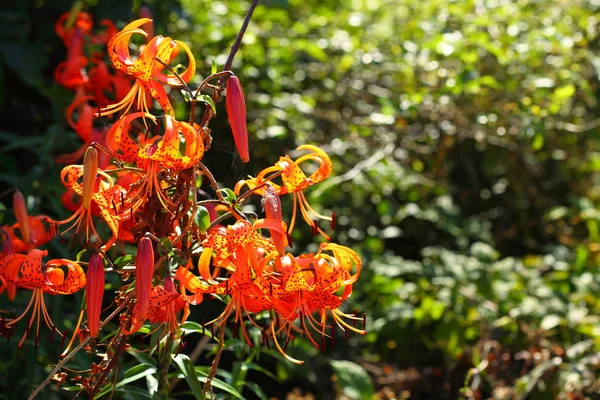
0 11 364 394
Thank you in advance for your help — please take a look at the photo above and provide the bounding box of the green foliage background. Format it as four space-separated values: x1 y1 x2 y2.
1 0 600 398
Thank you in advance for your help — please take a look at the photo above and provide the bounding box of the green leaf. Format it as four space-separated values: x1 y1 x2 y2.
180 321 217 339
173 354 205 400
126 349 157 366
113 254 134 268
531 133 544 150
0 43 47 88
75 249 87 262
159 237 174 257
552 84 576 102
181 89 193 102
196 94 216 114
330 360 374 400
194 206 211 233
172 354 245 399
244 382 268 400
211 58 218 75
95 364 157 398
218 188 237 203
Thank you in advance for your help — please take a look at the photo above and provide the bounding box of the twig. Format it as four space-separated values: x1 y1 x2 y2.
202 325 227 398
554 117 600 133
222 0 259 78
198 0 260 127
87 332 129 399
312 143 394 197
193 71 235 100
197 162 226 202
28 292 134 400
155 57 194 96
157 334 176 399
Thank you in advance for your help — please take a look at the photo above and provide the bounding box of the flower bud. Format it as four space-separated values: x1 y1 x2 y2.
164 274 175 294
263 185 287 256
13 191 30 246
136 235 154 321
82 146 98 210
86 253 105 338
226 76 249 163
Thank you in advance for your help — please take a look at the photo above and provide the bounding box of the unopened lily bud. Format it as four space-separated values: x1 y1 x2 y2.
226 76 249 163
86 253 105 338
264 185 287 256
136 235 154 321
13 191 30 245
82 147 98 210
164 274 175 294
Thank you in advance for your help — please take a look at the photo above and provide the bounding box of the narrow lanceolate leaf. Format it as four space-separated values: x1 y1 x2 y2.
86 253 105 338
136 235 154 321
226 76 249 163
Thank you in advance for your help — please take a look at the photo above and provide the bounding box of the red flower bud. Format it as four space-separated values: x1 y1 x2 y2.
164 274 176 294
86 253 105 338
226 76 249 163
263 185 287 256
136 236 154 321
82 146 98 210
13 191 30 246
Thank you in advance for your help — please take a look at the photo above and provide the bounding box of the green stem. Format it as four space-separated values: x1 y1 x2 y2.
157 335 176 399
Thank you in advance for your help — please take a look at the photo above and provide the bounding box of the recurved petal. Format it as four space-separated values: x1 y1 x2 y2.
154 39 196 85
323 243 361 285
295 145 333 185
108 18 152 73
2 249 48 290
277 157 309 193
43 259 86 295
131 35 165 82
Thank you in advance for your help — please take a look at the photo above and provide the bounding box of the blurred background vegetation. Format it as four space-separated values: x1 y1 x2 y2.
1 0 600 398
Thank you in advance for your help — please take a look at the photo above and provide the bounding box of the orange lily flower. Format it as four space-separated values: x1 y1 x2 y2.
260 243 363 362
97 18 196 117
107 112 205 211
90 19 118 46
48 147 128 250
176 219 287 344
88 60 135 107
55 11 93 48
122 277 186 336
5 191 55 253
0 249 86 347
235 145 334 239
56 94 109 165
